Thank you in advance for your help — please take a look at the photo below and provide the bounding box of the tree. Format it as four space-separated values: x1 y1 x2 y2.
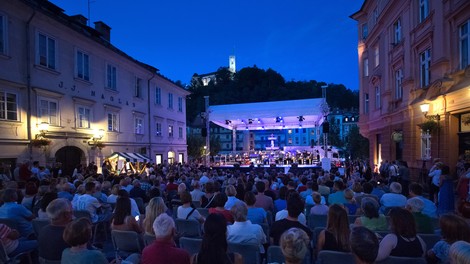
187 134 205 160
344 125 369 159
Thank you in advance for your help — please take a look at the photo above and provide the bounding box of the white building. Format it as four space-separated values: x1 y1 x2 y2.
0 0 189 174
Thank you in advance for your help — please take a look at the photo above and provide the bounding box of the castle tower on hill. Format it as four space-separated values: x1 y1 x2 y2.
229 55 236 73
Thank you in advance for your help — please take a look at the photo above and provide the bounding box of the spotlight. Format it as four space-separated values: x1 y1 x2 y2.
298 116 305 121
246 126 249 130
275 117 283 123
248 119 253 124
225 120 231 125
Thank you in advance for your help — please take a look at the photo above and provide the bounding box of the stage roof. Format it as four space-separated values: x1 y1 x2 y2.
209 98 328 131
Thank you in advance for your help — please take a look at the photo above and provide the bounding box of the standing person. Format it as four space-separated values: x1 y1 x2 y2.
428 161 442 204
398 160 410 196
438 165 455 215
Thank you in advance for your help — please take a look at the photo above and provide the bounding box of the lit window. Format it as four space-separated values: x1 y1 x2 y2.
135 117 144 134
168 125 174 137
107 112 119 132
363 58 369 77
0 92 17 121
156 122 162 136
77 106 91 128
39 98 58 125
374 45 380 67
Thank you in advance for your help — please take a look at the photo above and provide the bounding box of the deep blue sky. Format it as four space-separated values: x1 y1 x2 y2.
50 0 363 90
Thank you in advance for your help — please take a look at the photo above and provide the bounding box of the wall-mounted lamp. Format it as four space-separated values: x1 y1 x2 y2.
89 128 105 149
420 103 440 120
36 122 49 139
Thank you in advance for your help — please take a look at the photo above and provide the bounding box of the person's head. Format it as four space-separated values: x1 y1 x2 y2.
213 192 228 208
389 182 402 194
244 191 256 206
198 213 229 263
286 192 304 218
84 181 95 193
40 192 58 212
406 197 424 213
279 186 288 200
344 188 354 201
204 182 214 194
326 204 350 251
439 214 470 244
389 208 416 238
350 226 379 264
153 213 175 239
362 182 373 194
2 188 17 202
225 185 237 197
144 197 167 234
352 182 363 193
46 198 73 225
63 218 92 247
279 228 310 264
180 191 192 204
113 196 132 225
312 192 322 205
450 241 470 264
117 189 129 198
255 181 265 193
177 183 186 194
231 201 248 222
361 197 380 219
25 182 38 196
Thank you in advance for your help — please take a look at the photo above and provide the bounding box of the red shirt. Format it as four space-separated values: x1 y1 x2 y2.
142 240 190 264
167 183 179 192
209 208 234 224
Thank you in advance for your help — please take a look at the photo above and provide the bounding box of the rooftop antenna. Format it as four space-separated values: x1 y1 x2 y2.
87 0 96 26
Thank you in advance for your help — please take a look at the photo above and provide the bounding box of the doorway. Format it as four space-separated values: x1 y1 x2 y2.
55 146 85 177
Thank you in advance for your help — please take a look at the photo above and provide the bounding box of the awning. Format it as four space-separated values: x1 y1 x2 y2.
108 152 151 163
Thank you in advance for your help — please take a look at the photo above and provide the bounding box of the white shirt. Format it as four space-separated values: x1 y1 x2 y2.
72 194 101 223
224 196 242 210
227 221 267 253
190 189 205 203
428 169 441 186
177 206 202 222
275 210 307 226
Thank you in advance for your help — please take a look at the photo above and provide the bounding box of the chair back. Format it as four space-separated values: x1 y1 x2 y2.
228 242 260 264
179 237 202 256
143 233 156 247
258 223 269 238
196 208 210 218
39 257 62 264
32 219 50 236
316 250 354 264
175 218 202 237
376 256 427 264
111 230 143 253
266 211 273 227
0 240 9 263
267 245 311 264
134 197 145 214
73 210 92 221
312 227 325 249
307 214 327 230
0 218 18 230
418 233 441 250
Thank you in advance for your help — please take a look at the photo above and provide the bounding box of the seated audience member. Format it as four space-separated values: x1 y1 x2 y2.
354 182 379 210
190 181 205 204
275 190 307 225
37 192 58 219
0 188 35 238
317 177 330 196
405 197 434 234
370 180 385 199
408 183 437 218
449 241 470 264
274 186 288 213
254 181 274 212
354 197 388 231
129 179 147 203
224 185 241 210
309 192 329 215
142 214 190 264
117 190 140 218
72 182 111 223
317 204 350 254
92 181 108 203
427 214 470 263
200 182 216 208
328 180 347 205
177 191 205 224
143 197 167 235
270 192 312 245
38 198 73 261
21 182 38 211
191 213 242 264
209 193 234 224
343 188 358 215
279 228 310 264
379 182 407 213
111 196 142 233
376 208 426 262
57 183 73 201
106 184 121 204
0 223 37 259
350 226 379 264
227 201 266 253
245 191 267 224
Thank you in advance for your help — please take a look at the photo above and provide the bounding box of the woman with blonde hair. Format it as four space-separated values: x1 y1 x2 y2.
280 227 310 264
450 241 470 264
143 197 168 235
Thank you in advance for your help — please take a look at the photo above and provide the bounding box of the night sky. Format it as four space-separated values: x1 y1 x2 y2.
49 0 363 90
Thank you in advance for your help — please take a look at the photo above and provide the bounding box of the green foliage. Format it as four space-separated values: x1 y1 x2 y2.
418 120 439 133
187 134 204 159
344 126 369 159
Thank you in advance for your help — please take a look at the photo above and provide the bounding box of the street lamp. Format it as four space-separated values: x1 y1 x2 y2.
203 146 207 167
37 122 49 138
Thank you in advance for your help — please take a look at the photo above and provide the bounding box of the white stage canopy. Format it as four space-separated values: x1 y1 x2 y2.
209 98 328 131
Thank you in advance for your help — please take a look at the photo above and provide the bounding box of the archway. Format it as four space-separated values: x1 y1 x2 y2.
55 146 86 177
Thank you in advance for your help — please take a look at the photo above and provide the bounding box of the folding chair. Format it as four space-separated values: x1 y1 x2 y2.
266 211 273 227
196 208 210 218
73 210 108 244
316 250 354 264
133 197 145 214
111 230 143 255
143 233 156 247
39 257 61 264
258 222 269 239
228 242 260 264
307 214 327 230
32 218 50 236
0 240 32 264
418 233 441 250
376 256 426 264
175 218 202 238
179 237 202 256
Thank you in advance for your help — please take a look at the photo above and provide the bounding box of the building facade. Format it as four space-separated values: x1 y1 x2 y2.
352 0 470 176
0 0 189 173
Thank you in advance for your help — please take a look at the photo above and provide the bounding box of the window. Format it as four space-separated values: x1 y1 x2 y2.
395 68 403 99
39 98 58 125
156 122 162 136
76 50 90 81
460 21 469 69
419 0 429 23
362 23 368 40
135 117 143 134
106 64 117 90
134 77 142 98
178 127 183 139
107 112 119 132
37 33 56 70
373 7 379 24
0 14 6 54
421 131 431 160
420 49 431 87
155 87 161 105
77 106 91 128
364 93 369 113
168 93 173 109
0 92 17 121
393 19 401 44
178 97 183 112
295 137 299 144
375 86 381 109
168 125 174 137
363 58 369 77
374 45 380 67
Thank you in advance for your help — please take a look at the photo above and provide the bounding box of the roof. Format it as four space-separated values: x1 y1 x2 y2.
108 152 150 162
208 98 328 131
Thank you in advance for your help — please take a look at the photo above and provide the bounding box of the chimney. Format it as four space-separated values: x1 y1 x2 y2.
70 15 88 26
94 21 111 42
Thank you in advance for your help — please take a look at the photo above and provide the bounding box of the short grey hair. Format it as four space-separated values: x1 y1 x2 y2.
153 213 175 238
406 197 424 213
230 201 248 222
46 198 71 220
390 182 402 194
